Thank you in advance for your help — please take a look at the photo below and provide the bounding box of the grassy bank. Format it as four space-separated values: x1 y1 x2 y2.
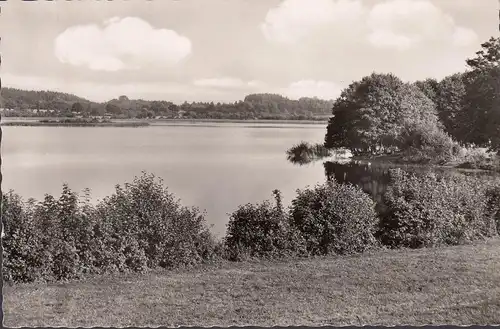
4 238 500 327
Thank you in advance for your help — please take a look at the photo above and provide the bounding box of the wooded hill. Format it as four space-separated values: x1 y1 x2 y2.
0 88 333 120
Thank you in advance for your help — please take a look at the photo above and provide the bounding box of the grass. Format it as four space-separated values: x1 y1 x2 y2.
4 238 500 327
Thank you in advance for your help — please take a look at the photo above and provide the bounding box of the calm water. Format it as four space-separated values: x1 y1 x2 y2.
2 124 327 236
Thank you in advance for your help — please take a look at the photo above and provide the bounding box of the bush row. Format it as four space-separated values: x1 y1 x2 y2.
2 173 221 283
3 170 500 283
224 169 500 260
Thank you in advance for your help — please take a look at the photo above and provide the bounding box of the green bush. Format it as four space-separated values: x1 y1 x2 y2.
379 169 498 248
224 190 307 261
454 146 499 171
92 172 219 269
289 181 379 256
286 141 331 165
2 192 45 283
399 122 457 165
485 183 500 234
2 172 220 283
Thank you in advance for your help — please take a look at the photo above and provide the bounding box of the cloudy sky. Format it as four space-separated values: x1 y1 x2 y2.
0 0 497 103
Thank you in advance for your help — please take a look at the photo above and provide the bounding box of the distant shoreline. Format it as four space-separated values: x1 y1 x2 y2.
0 118 329 126
0 121 150 127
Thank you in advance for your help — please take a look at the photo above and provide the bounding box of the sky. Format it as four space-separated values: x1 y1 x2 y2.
0 0 498 104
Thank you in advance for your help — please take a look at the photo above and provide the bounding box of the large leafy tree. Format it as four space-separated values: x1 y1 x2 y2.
466 37 500 70
414 78 439 104
325 73 440 154
462 37 500 150
71 102 84 113
434 73 467 140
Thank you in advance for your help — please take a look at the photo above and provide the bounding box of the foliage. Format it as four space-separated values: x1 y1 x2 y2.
2 173 219 283
71 102 85 113
96 172 219 269
2 192 44 283
324 73 441 155
414 78 439 104
286 141 331 165
459 37 500 150
466 37 500 70
1 88 333 120
461 67 500 150
224 190 307 261
289 181 379 256
454 147 499 171
433 73 467 140
398 121 458 165
379 169 498 248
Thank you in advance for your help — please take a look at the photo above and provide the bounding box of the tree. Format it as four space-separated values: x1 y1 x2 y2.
324 73 440 154
462 37 500 150
434 73 467 140
466 37 500 70
71 102 84 113
105 103 122 115
414 78 439 104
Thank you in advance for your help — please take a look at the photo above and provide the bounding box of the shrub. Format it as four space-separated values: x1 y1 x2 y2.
455 146 499 170
97 172 218 269
2 172 220 283
399 122 457 165
2 192 45 283
286 141 331 165
379 169 498 248
224 190 307 261
485 183 500 234
289 181 379 256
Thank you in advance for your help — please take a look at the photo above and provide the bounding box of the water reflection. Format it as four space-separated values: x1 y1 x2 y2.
323 160 498 206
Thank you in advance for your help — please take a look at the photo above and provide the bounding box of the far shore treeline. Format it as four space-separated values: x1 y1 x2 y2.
0 90 333 121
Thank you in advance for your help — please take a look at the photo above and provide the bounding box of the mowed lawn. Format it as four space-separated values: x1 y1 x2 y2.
4 239 500 327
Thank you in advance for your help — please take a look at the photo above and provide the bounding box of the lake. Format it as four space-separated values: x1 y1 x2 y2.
1 123 328 237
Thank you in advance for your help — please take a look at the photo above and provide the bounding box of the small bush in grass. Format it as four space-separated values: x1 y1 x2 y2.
224 190 307 261
379 169 498 248
289 181 379 256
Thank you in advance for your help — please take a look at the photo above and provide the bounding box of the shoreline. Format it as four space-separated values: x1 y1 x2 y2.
0 117 328 126
0 121 150 127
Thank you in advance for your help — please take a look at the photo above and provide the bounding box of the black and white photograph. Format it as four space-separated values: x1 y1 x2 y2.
1 0 500 327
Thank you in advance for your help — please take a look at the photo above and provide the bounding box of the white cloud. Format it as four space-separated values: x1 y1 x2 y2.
452 26 479 47
261 0 477 50
281 80 342 100
367 29 414 51
261 0 366 45
193 77 264 89
367 0 477 50
54 17 192 71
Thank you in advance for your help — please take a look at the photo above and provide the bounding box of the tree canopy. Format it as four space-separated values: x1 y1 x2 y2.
325 36 500 155
325 73 440 154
